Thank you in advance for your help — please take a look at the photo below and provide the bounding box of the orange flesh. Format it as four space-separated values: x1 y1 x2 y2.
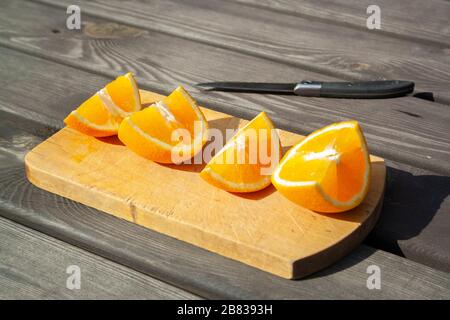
75 94 112 125
128 105 185 146
277 125 368 203
201 112 281 192
273 121 370 212
163 89 200 135
118 86 208 163
129 86 206 143
64 73 141 137
105 75 138 112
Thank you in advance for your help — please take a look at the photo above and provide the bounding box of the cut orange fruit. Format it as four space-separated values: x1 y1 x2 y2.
118 86 208 163
64 72 141 137
272 121 371 213
200 111 281 193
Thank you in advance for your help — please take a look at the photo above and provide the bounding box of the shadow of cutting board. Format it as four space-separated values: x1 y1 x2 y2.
25 90 386 279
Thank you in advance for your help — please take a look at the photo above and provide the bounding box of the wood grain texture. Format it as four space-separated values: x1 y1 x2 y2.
0 45 449 274
24 90 386 279
232 0 450 46
0 113 449 298
0 216 199 299
32 0 450 103
0 0 448 295
0 2 449 175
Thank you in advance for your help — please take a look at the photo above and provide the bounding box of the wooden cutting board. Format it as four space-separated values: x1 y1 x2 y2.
25 90 386 279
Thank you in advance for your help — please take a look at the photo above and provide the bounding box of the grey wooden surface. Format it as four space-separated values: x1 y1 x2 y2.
233 0 450 46
0 0 449 299
33 0 450 104
0 216 199 299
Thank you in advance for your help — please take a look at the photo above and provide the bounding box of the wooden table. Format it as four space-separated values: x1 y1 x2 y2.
0 0 449 299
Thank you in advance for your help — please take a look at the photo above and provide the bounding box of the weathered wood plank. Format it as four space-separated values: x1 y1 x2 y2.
231 0 450 46
0 50 449 297
0 2 449 175
32 0 450 103
0 216 200 299
0 115 449 299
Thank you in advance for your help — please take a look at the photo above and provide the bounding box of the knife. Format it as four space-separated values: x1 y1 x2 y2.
195 80 415 99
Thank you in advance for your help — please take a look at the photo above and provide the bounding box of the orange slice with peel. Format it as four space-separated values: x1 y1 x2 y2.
64 73 141 137
272 120 371 213
118 86 208 163
200 111 281 193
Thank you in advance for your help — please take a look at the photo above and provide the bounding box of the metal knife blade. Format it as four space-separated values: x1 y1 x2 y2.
195 80 416 99
195 82 296 94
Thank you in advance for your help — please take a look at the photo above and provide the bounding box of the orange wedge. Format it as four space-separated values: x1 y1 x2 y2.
64 72 141 137
200 111 281 193
118 86 208 163
272 121 371 213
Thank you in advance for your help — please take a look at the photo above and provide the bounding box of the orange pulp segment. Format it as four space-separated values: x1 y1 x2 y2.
200 111 281 193
118 86 208 163
64 72 141 137
272 120 371 213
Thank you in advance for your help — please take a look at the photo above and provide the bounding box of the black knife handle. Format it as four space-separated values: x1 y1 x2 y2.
294 80 414 98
